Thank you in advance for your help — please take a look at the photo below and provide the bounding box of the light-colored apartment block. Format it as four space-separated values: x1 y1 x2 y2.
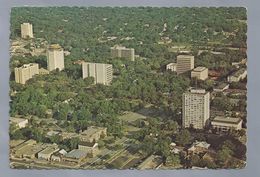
14 63 39 84
176 55 194 75
82 62 113 85
182 89 210 129
211 116 242 132
21 23 33 39
111 46 135 61
166 63 177 72
47 44 65 71
191 66 208 80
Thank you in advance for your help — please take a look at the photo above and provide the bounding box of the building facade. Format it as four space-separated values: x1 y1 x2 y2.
47 44 65 71
21 23 33 39
166 63 177 72
176 55 194 75
191 67 208 80
111 46 135 61
182 89 210 129
82 62 113 85
14 63 39 84
211 116 243 132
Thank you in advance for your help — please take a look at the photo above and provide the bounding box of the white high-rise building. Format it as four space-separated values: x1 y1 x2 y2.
176 55 194 75
47 44 65 71
14 63 39 84
182 89 210 129
21 23 33 39
82 62 113 85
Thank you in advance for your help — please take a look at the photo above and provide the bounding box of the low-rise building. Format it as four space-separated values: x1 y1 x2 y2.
10 117 28 129
227 68 247 82
188 141 210 155
211 116 243 132
213 83 229 92
166 63 177 72
12 139 45 159
191 67 208 80
80 126 107 143
63 149 88 164
78 142 99 157
51 149 67 162
38 144 60 161
39 68 50 75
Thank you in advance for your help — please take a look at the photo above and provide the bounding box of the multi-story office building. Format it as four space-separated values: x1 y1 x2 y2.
21 23 33 39
182 89 210 129
191 66 208 80
47 44 65 71
82 62 113 85
14 63 39 84
111 46 135 61
176 55 194 75
166 63 177 72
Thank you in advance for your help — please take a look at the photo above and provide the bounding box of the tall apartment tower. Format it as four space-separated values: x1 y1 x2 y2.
111 46 135 61
82 62 113 85
21 23 33 39
176 55 194 75
47 44 65 71
182 89 210 129
14 63 39 84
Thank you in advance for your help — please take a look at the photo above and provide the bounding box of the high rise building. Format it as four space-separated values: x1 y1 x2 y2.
47 44 65 71
14 63 39 84
21 23 33 39
111 46 135 61
182 89 210 129
176 55 194 75
82 62 113 85
191 67 208 80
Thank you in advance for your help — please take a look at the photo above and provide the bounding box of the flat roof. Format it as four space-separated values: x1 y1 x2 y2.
193 66 207 72
64 149 88 159
212 116 242 124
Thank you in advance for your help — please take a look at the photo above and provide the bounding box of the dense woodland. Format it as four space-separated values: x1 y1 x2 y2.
10 7 247 168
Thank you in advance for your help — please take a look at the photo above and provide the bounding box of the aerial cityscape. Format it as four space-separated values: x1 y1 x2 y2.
9 7 247 169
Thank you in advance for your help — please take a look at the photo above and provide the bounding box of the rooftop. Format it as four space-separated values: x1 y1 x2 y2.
64 149 88 159
39 144 59 155
16 63 38 69
212 116 242 124
231 68 247 77
177 55 194 58
189 89 207 94
81 126 106 136
193 66 207 72
10 117 28 124
48 44 62 50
